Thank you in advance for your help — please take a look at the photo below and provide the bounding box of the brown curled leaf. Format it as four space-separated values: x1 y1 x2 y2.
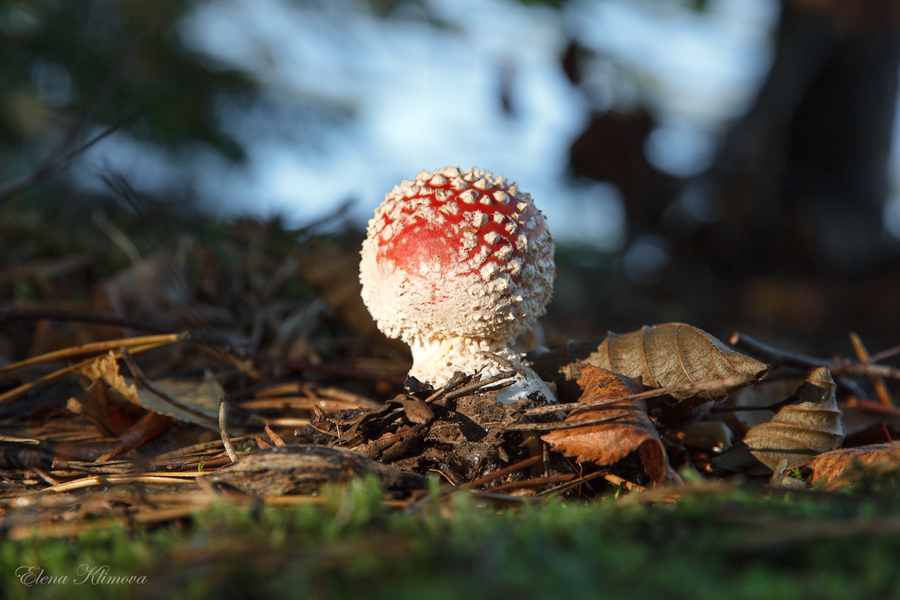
67 379 139 437
541 365 673 485
79 351 141 405
397 397 435 424
590 323 769 397
805 441 900 486
712 367 844 476
588 323 769 421
529 324 768 416
100 412 175 461
78 351 226 429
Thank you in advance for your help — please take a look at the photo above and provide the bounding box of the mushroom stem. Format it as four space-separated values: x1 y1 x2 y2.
408 337 471 384
408 337 556 404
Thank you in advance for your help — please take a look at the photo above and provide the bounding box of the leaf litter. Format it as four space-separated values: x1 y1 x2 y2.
540 367 675 485
1 215 900 540
712 367 844 475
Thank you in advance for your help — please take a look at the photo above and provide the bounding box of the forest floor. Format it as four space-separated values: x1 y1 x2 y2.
2 194 900 599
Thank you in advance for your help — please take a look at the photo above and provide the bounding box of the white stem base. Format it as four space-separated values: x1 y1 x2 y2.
408 337 556 404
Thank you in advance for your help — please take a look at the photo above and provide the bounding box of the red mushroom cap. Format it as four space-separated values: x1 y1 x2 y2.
360 166 554 353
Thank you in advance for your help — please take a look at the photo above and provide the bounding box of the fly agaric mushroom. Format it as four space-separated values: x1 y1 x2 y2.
359 166 555 404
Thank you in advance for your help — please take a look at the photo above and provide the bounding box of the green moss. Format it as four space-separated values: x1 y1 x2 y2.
4 476 900 600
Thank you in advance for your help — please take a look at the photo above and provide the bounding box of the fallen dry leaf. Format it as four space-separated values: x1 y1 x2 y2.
529 324 768 416
78 351 224 429
101 412 175 461
712 367 844 475
805 441 900 485
67 379 139 437
79 351 141 406
719 375 807 433
541 365 672 485
396 397 435 424
588 323 769 420
140 378 225 427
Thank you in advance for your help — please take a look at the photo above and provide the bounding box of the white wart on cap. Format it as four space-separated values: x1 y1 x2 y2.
359 166 555 402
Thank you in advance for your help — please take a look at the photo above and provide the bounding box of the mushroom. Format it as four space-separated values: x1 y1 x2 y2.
359 166 556 404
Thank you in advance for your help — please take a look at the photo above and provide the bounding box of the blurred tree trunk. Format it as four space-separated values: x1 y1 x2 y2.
689 0 900 275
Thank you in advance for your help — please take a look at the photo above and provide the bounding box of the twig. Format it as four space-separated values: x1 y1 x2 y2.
0 308 399 383
478 352 527 378
729 331 900 380
488 473 576 493
849 332 893 407
151 438 252 466
420 370 519 405
605 473 645 493
423 372 474 403
464 455 543 489
0 435 40 444
264 418 309 428
0 309 244 351
264 423 287 445
506 411 641 432
730 332 829 369
121 347 220 425
0 343 164 405
831 363 900 381
616 480 735 506
729 332 877 391
307 406 341 438
42 474 195 493
710 401 792 414
465 492 538 506
865 343 900 365
291 198 355 239
843 397 900 417
219 395 238 463
0 0 177 204
537 470 609 498
0 307 182 334
444 370 518 400
0 114 139 203
524 374 749 417
0 332 183 375
31 468 60 487
404 455 544 514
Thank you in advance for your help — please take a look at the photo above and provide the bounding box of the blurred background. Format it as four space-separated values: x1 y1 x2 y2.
3 0 900 365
